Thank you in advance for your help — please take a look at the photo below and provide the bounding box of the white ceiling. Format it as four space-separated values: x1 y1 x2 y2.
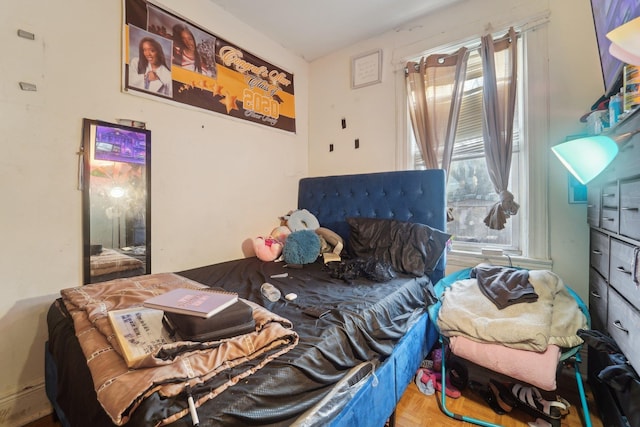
209 0 463 61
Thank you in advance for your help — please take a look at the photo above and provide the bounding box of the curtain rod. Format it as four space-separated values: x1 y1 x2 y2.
405 30 517 73
399 10 550 73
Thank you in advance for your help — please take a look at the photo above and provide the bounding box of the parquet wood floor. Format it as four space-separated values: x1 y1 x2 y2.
25 359 603 427
395 357 603 427
395 380 602 427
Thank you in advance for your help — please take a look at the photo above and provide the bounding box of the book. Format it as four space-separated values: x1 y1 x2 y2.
143 287 238 318
108 306 174 368
623 65 640 113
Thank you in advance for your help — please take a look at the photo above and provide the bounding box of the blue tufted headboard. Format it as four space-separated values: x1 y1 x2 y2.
298 170 447 282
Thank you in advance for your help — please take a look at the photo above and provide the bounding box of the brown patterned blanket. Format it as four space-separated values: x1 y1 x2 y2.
61 273 298 426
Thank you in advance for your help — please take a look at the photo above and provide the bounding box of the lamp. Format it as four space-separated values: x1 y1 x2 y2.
607 17 640 65
551 130 640 185
609 42 640 67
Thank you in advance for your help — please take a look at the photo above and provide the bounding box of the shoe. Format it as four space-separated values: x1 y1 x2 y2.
425 348 443 372
488 379 517 413
510 383 568 427
447 356 469 391
427 370 461 399
468 380 506 415
415 368 435 395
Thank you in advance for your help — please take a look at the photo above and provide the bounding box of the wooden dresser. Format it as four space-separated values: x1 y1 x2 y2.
587 107 640 427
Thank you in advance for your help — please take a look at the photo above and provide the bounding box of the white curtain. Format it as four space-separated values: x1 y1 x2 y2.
406 48 469 221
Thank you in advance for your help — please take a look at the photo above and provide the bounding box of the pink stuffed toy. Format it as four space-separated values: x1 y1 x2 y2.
253 236 283 262
270 225 291 243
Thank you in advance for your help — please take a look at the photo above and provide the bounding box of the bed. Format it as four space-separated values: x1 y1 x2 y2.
45 169 448 427
90 247 145 282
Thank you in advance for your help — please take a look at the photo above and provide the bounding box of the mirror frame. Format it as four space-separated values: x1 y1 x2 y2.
81 118 151 284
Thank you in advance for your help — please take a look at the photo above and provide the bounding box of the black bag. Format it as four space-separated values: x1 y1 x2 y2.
163 300 255 342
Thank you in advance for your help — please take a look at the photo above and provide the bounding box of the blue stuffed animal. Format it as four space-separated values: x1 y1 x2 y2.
282 229 321 265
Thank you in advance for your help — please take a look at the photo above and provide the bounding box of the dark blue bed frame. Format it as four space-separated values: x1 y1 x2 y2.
298 169 447 426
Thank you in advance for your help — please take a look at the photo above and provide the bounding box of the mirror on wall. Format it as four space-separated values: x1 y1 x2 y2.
82 118 151 284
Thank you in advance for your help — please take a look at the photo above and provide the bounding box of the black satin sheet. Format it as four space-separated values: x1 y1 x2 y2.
47 257 434 426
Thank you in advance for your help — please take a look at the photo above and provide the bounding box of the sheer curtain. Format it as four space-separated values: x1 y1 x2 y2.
406 48 468 221
480 27 519 230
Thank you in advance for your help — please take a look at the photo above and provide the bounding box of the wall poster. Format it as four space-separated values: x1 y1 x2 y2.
123 0 296 133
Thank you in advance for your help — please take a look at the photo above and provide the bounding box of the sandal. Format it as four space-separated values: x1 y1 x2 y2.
488 379 516 413
468 380 506 415
415 368 435 396
510 383 568 427
429 370 462 398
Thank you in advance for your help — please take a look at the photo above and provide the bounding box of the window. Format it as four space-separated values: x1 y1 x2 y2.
409 33 527 255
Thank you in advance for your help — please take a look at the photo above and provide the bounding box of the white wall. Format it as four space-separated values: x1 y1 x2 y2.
0 0 604 424
547 1 603 303
308 0 600 302
0 1 308 425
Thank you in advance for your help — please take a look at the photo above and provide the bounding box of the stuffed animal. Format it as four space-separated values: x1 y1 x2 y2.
252 210 339 264
316 227 344 256
270 225 291 243
253 236 283 262
282 229 321 266
281 209 320 232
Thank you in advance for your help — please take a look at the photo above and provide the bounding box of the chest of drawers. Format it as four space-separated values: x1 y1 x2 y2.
587 112 640 427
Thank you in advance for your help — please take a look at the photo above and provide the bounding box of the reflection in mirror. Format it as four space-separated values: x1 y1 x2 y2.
82 118 151 284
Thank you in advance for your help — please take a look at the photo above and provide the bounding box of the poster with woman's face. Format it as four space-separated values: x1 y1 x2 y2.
127 26 173 97
147 5 217 78
123 0 296 133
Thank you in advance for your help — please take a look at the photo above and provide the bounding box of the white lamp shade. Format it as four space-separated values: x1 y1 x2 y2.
607 17 640 61
551 136 619 185
609 42 640 67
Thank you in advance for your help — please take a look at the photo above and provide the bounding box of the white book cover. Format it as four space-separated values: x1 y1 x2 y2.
143 287 238 318
108 306 173 367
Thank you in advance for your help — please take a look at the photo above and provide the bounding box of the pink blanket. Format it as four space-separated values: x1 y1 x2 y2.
449 335 561 390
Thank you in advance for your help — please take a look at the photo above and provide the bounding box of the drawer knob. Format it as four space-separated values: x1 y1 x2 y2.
590 291 601 299
602 217 615 222
602 193 616 197
592 249 602 255
613 320 629 334
616 266 632 275
621 206 639 211
620 143 635 152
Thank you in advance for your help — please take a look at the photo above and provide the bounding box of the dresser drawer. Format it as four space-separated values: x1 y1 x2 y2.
607 289 640 373
587 186 600 228
620 178 640 240
589 268 608 332
601 183 619 233
590 229 609 279
608 138 640 180
609 238 640 308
